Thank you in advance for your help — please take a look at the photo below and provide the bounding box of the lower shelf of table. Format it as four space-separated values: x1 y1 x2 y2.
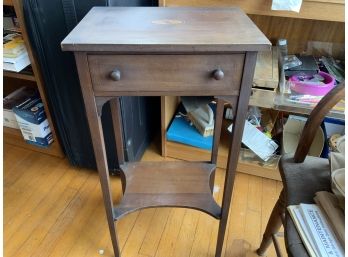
113 161 221 220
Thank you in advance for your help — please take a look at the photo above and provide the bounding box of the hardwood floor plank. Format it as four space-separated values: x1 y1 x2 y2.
139 208 171 256
64 194 107 257
4 158 71 237
46 180 104 257
121 209 156 257
260 178 279 257
83 211 140 257
9 171 96 256
154 208 186 257
4 142 284 257
189 209 216 257
4 151 52 189
171 209 200 257
244 176 263 257
19 172 98 257
190 168 224 257
3 145 31 178
5 167 92 257
223 173 249 257
247 175 263 213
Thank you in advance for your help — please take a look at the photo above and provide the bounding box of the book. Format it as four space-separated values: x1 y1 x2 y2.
314 192 345 247
288 203 344 257
3 51 30 72
166 103 214 150
288 205 320 257
3 87 38 129
3 33 27 57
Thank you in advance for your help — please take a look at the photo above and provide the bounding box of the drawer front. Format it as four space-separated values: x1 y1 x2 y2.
88 54 244 96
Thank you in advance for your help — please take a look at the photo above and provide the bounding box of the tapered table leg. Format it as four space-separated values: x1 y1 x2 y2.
215 52 257 257
75 52 121 257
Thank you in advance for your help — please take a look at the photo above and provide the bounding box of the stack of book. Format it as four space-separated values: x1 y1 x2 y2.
167 103 214 150
3 86 38 129
3 33 30 72
288 191 344 257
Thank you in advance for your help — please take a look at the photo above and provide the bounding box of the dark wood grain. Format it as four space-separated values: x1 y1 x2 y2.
215 51 257 257
74 52 121 257
294 82 345 163
61 7 271 52
88 54 244 96
211 99 225 165
110 98 125 166
114 161 221 220
110 98 126 193
65 7 269 257
210 98 225 192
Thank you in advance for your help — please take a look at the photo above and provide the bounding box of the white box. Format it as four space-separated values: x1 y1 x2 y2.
3 87 37 129
13 94 53 147
3 109 19 129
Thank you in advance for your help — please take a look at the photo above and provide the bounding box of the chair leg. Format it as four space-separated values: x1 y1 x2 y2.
256 189 286 256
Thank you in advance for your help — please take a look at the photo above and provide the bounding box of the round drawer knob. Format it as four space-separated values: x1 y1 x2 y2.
110 69 121 81
213 69 224 80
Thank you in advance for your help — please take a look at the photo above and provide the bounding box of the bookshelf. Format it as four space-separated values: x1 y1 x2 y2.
3 0 13 6
3 0 64 158
4 70 36 81
161 98 282 181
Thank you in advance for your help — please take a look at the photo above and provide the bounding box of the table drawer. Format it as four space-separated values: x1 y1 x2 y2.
88 54 244 96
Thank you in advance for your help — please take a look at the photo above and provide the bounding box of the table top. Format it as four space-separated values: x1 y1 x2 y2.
61 7 271 52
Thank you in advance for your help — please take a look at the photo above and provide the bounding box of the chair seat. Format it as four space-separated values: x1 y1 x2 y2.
280 154 331 257
280 154 331 205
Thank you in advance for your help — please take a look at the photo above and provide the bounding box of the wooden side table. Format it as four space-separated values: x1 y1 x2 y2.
61 7 270 257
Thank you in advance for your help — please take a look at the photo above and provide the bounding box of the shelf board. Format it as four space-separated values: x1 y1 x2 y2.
4 70 36 81
274 93 345 120
161 0 344 22
165 120 281 181
4 126 64 158
114 161 221 220
3 0 14 6
4 27 22 33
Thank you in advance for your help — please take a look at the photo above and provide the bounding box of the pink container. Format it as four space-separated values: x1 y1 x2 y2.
289 71 335 96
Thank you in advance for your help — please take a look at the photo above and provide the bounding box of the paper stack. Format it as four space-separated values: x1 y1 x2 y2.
288 195 344 257
3 33 30 72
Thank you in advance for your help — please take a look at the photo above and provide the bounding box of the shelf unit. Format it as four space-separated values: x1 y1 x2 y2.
3 0 64 157
159 0 345 181
161 100 282 181
160 0 345 22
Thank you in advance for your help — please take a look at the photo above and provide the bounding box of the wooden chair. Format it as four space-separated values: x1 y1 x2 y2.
256 82 345 257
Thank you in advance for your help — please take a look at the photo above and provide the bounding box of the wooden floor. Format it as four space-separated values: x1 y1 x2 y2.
4 142 285 257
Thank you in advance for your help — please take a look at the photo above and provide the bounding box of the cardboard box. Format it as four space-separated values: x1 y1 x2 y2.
13 93 53 147
3 87 37 129
282 115 324 157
